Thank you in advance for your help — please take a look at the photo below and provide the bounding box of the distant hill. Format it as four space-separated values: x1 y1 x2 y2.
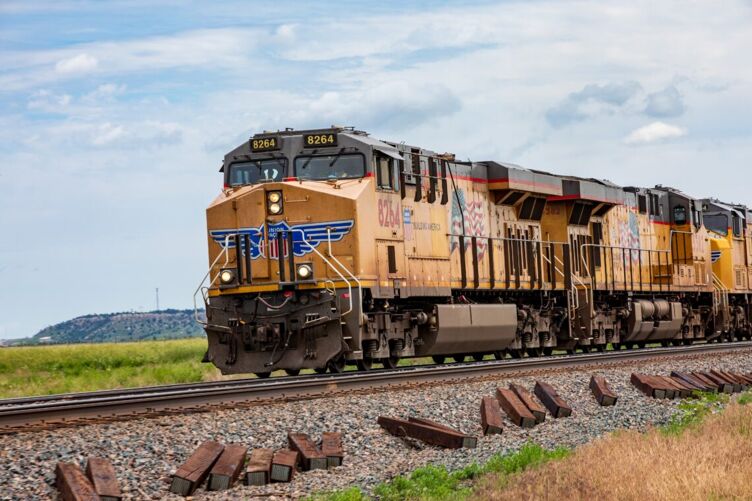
21 309 205 345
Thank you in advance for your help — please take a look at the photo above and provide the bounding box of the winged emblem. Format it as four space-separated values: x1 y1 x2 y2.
209 220 354 259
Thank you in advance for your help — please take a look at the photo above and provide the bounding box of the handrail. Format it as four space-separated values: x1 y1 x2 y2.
193 235 231 325
326 227 363 323
287 228 355 317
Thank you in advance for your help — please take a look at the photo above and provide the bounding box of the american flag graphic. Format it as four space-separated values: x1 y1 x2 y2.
450 188 488 259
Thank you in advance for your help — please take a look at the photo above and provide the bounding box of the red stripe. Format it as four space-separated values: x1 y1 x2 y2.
546 194 623 204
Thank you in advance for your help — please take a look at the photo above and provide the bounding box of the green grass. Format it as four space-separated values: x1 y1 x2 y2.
308 443 569 501
660 390 731 435
0 338 221 398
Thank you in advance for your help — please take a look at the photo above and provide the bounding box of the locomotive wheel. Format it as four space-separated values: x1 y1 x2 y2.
493 351 505 360
595 344 606 353
611 342 621 350
382 356 399 369
542 347 554 356
328 356 346 373
255 372 271 379
683 338 694 346
472 353 485 362
508 349 522 359
284 369 300 376
432 355 446 364
671 339 683 347
580 346 591 354
526 347 543 357
660 340 670 348
452 355 468 363
637 342 646 349
356 358 373 371
314 367 328 374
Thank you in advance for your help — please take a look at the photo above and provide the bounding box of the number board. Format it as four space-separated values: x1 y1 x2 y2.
250 136 280 152
303 132 337 148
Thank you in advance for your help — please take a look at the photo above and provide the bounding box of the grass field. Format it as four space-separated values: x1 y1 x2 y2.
477 392 752 500
0 338 222 398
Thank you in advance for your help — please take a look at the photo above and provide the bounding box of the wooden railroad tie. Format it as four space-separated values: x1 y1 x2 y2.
377 416 474 449
479 396 503 435
321 431 344 467
170 440 224 496
510 383 546 423
671 371 716 392
697 372 733 394
406 416 477 448
495 388 536 428
85 457 121 501
711 370 745 392
245 448 274 486
589 376 617 407
534 381 572 418
270 449 299 483
288 433 327 471
207 443 248 491
56 462 100 501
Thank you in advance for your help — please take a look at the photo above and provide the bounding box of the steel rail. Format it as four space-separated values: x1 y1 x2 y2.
1 341 751 432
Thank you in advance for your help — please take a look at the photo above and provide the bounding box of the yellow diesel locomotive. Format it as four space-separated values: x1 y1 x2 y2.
195 127 750 377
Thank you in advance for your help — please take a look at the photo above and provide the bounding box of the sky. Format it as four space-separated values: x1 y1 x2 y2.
1 0 751 339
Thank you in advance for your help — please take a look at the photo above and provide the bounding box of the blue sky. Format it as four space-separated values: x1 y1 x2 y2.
1 0 751 339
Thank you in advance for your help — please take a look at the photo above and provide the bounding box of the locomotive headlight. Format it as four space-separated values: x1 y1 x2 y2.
268 202 282 214
296 263 313 280
219 268 236 284
267 191 281 203
267 191 283 215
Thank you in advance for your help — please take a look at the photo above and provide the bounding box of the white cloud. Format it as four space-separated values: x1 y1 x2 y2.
27 90 72 111
91 122 125 145
55 53 98 74
624 121 687 145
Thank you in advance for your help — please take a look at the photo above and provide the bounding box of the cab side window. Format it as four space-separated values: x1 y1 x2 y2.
673 205 687 225
376 156 394 191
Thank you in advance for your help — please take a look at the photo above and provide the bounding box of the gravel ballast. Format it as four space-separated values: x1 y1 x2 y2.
1 349 750 500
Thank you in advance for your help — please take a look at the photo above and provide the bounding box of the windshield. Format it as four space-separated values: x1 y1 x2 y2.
228 158 286 186
703 213 728 236
294 153 365 180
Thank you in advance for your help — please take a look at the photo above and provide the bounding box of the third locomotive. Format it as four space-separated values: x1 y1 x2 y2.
197 126 751 377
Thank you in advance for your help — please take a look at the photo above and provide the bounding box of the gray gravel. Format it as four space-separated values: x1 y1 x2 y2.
1 349 750 500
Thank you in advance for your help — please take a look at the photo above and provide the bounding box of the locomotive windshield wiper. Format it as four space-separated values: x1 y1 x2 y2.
329 147 346 167
297 149 319 174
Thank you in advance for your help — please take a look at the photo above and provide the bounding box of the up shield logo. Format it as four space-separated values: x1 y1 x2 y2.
209 220 354 259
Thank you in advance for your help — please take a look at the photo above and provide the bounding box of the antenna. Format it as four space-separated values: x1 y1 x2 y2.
155 288 159 311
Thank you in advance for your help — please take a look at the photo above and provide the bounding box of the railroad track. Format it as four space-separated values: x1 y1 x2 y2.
2 342 751 434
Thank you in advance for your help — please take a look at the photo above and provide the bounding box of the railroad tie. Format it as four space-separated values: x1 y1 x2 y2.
630 373 662 398
698 372 733 394
589 375 618 406
85 457 121 501
377 416 470 449
495 388 536 428
245 448 274 486
407 416 477 448
671 371 716 392
321 432 344 467
170 440 224 496
288 433 327 471
207 443 248 491
270 449 299 482
709 370 739 392
510 383 547 423
479 396 503 435
56 462 100 501
534 381 572 418
691 372 727 393
712 370 745 392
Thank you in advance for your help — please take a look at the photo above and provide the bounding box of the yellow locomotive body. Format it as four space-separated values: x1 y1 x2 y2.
198 127 750 376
